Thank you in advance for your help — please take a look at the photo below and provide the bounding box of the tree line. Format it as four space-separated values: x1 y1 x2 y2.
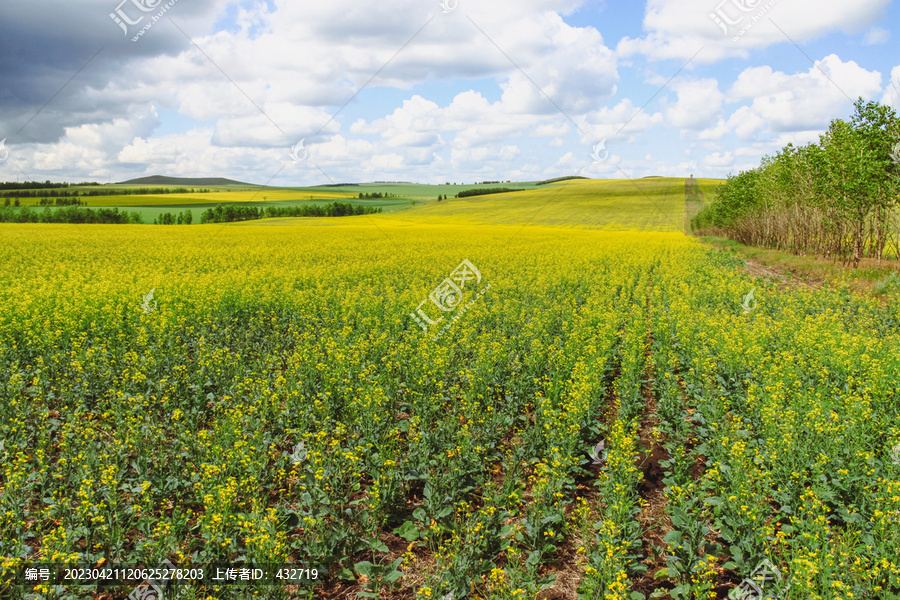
0 181 97 191
0 187 210 198
0 206 143 224
154 210 194 225
199 202 382 223
536 176 587 186
38 197 86 206
0 202 381 225
456 187 521 198
693 99 900 267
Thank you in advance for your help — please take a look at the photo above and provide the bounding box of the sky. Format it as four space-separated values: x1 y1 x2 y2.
0 0 898 186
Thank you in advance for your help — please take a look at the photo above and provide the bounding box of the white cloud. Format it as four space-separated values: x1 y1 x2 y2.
697 119 731 140
1 0 896 184
555 151 577 166
581 99 666 144
724 56 883 138
499 145 521 160
863 26 890 45
704 151 734 167
352 95 443 149
533 123 572 138
880 66 900 108
664 78 724 130
618 0 891 62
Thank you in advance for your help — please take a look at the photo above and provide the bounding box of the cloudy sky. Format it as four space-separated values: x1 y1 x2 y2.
0 0 898 185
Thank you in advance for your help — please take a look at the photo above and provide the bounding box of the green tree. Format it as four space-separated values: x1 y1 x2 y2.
850 99 900 264
819 102 896 267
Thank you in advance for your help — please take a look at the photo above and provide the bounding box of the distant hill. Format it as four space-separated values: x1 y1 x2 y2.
117 175 259 186
535 175 588 185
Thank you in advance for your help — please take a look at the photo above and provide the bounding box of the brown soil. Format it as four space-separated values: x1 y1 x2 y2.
631 382 675 597
739 257 822 291
313 532 418 599
630 291 676 598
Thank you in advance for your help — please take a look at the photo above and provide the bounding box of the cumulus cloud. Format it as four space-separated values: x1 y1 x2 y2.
618 0 890 62
703 151 734 167
1 0 626 182
0 0 895 183
724 56 882 139
663 78 724 130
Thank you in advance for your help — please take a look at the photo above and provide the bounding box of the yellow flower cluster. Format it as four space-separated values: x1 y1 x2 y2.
0 208 896 597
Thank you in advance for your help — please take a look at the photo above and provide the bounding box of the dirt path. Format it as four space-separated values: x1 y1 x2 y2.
740 257 822 290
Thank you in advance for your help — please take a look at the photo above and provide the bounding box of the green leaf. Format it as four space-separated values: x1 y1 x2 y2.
541 513 562 525
703 542 723 556
393 520 420 541
630 564 649 576
664 530 683 545
354 561 374 577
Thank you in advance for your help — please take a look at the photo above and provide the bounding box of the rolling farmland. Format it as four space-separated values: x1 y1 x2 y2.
1 178 898 599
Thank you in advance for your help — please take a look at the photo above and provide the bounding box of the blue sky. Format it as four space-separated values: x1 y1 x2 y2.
0 0 897 185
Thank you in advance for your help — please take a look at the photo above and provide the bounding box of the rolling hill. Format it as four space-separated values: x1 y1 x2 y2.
117 175 259 187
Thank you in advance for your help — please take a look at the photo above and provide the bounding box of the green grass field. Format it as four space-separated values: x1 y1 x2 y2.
13 190 358 208
6 194 416 224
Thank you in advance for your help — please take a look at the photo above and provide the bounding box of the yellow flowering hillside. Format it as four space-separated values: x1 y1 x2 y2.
0 178 898 599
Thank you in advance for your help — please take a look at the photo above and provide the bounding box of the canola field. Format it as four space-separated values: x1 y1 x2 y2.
399 178 685 231
1 179 899 600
